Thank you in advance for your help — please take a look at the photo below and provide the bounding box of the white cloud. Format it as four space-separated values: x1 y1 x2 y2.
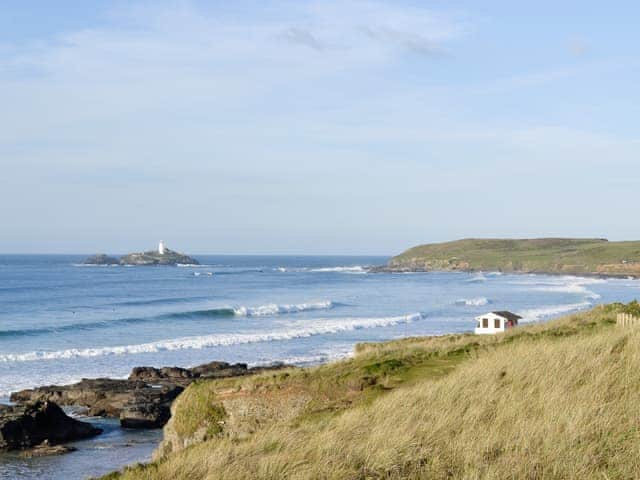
0 1 465 165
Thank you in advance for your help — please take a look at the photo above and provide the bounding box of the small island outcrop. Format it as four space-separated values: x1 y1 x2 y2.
83 254 120 265
83 241 199 266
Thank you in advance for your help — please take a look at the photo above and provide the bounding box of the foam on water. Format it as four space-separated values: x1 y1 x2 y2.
176 263 215 268
466 273 487 283
249 347 355 369
233 300 334 316
525 276 605 300
309 266 368 274
519 301 592 323
455 297 491 306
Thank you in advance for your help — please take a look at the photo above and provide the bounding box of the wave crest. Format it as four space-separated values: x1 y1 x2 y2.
310 266 367 274
0 312 425 363
466 273 487 283
455 297 491 307
0 301 336 338
519 301 591 323
233 301 334 316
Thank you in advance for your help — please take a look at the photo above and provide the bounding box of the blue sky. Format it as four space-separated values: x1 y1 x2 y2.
0 1 638 254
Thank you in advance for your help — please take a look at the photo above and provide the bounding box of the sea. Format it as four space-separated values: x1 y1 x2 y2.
1 254 639 479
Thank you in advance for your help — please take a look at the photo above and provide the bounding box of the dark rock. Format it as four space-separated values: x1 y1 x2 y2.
128 362 251 385
11 362 289 430
119 385 183 429
10 378 181 420
128 366 195 386
83 254 120 265
189 361 250 379
0 401 101 451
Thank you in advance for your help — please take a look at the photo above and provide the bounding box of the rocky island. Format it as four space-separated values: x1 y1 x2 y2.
83 241 199 266
375 238 640 277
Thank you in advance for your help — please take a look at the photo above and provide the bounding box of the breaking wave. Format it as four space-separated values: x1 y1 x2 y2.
0 312 425 363
519 301 592 323
272 266 368 274
529 276 604 300
176 264 216 268
232 300 334 316
0 301 336 338
466 273 487 283
309 266 368 274
455 297 491 306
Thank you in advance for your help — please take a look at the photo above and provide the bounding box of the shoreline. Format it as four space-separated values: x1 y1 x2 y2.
370 265 639 280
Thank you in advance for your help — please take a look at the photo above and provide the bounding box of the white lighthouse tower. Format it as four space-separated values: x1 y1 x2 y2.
158 240 165 255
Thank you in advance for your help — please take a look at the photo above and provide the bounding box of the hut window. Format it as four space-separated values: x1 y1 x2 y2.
494 318 501 329
482 318 488 328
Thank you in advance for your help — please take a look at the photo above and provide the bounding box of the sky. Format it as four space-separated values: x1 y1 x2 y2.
0 0 638 254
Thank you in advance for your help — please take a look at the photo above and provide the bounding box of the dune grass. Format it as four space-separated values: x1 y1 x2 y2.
104 304 640 479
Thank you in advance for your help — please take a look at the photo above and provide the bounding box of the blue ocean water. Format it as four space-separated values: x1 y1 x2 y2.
1 254 639 479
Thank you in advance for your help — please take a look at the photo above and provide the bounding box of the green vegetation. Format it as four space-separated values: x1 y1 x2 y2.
606 300 640 317
103 302 640 479
171 383 226 439
385 238 640 276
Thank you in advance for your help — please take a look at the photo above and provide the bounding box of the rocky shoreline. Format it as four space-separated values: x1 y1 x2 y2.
3 360 288 455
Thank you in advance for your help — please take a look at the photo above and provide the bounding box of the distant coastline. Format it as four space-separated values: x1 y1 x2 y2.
374 238 640 279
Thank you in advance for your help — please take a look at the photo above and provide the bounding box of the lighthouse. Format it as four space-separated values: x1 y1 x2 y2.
158 240 165 255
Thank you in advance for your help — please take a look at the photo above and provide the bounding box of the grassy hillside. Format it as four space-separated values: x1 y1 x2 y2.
385 238 640 276
103 302 640 479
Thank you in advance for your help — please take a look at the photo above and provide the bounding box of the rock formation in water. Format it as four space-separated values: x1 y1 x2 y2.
0 401 101 451
82 253 120 265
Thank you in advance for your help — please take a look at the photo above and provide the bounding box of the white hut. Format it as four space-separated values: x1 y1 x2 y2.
474 311 522 335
